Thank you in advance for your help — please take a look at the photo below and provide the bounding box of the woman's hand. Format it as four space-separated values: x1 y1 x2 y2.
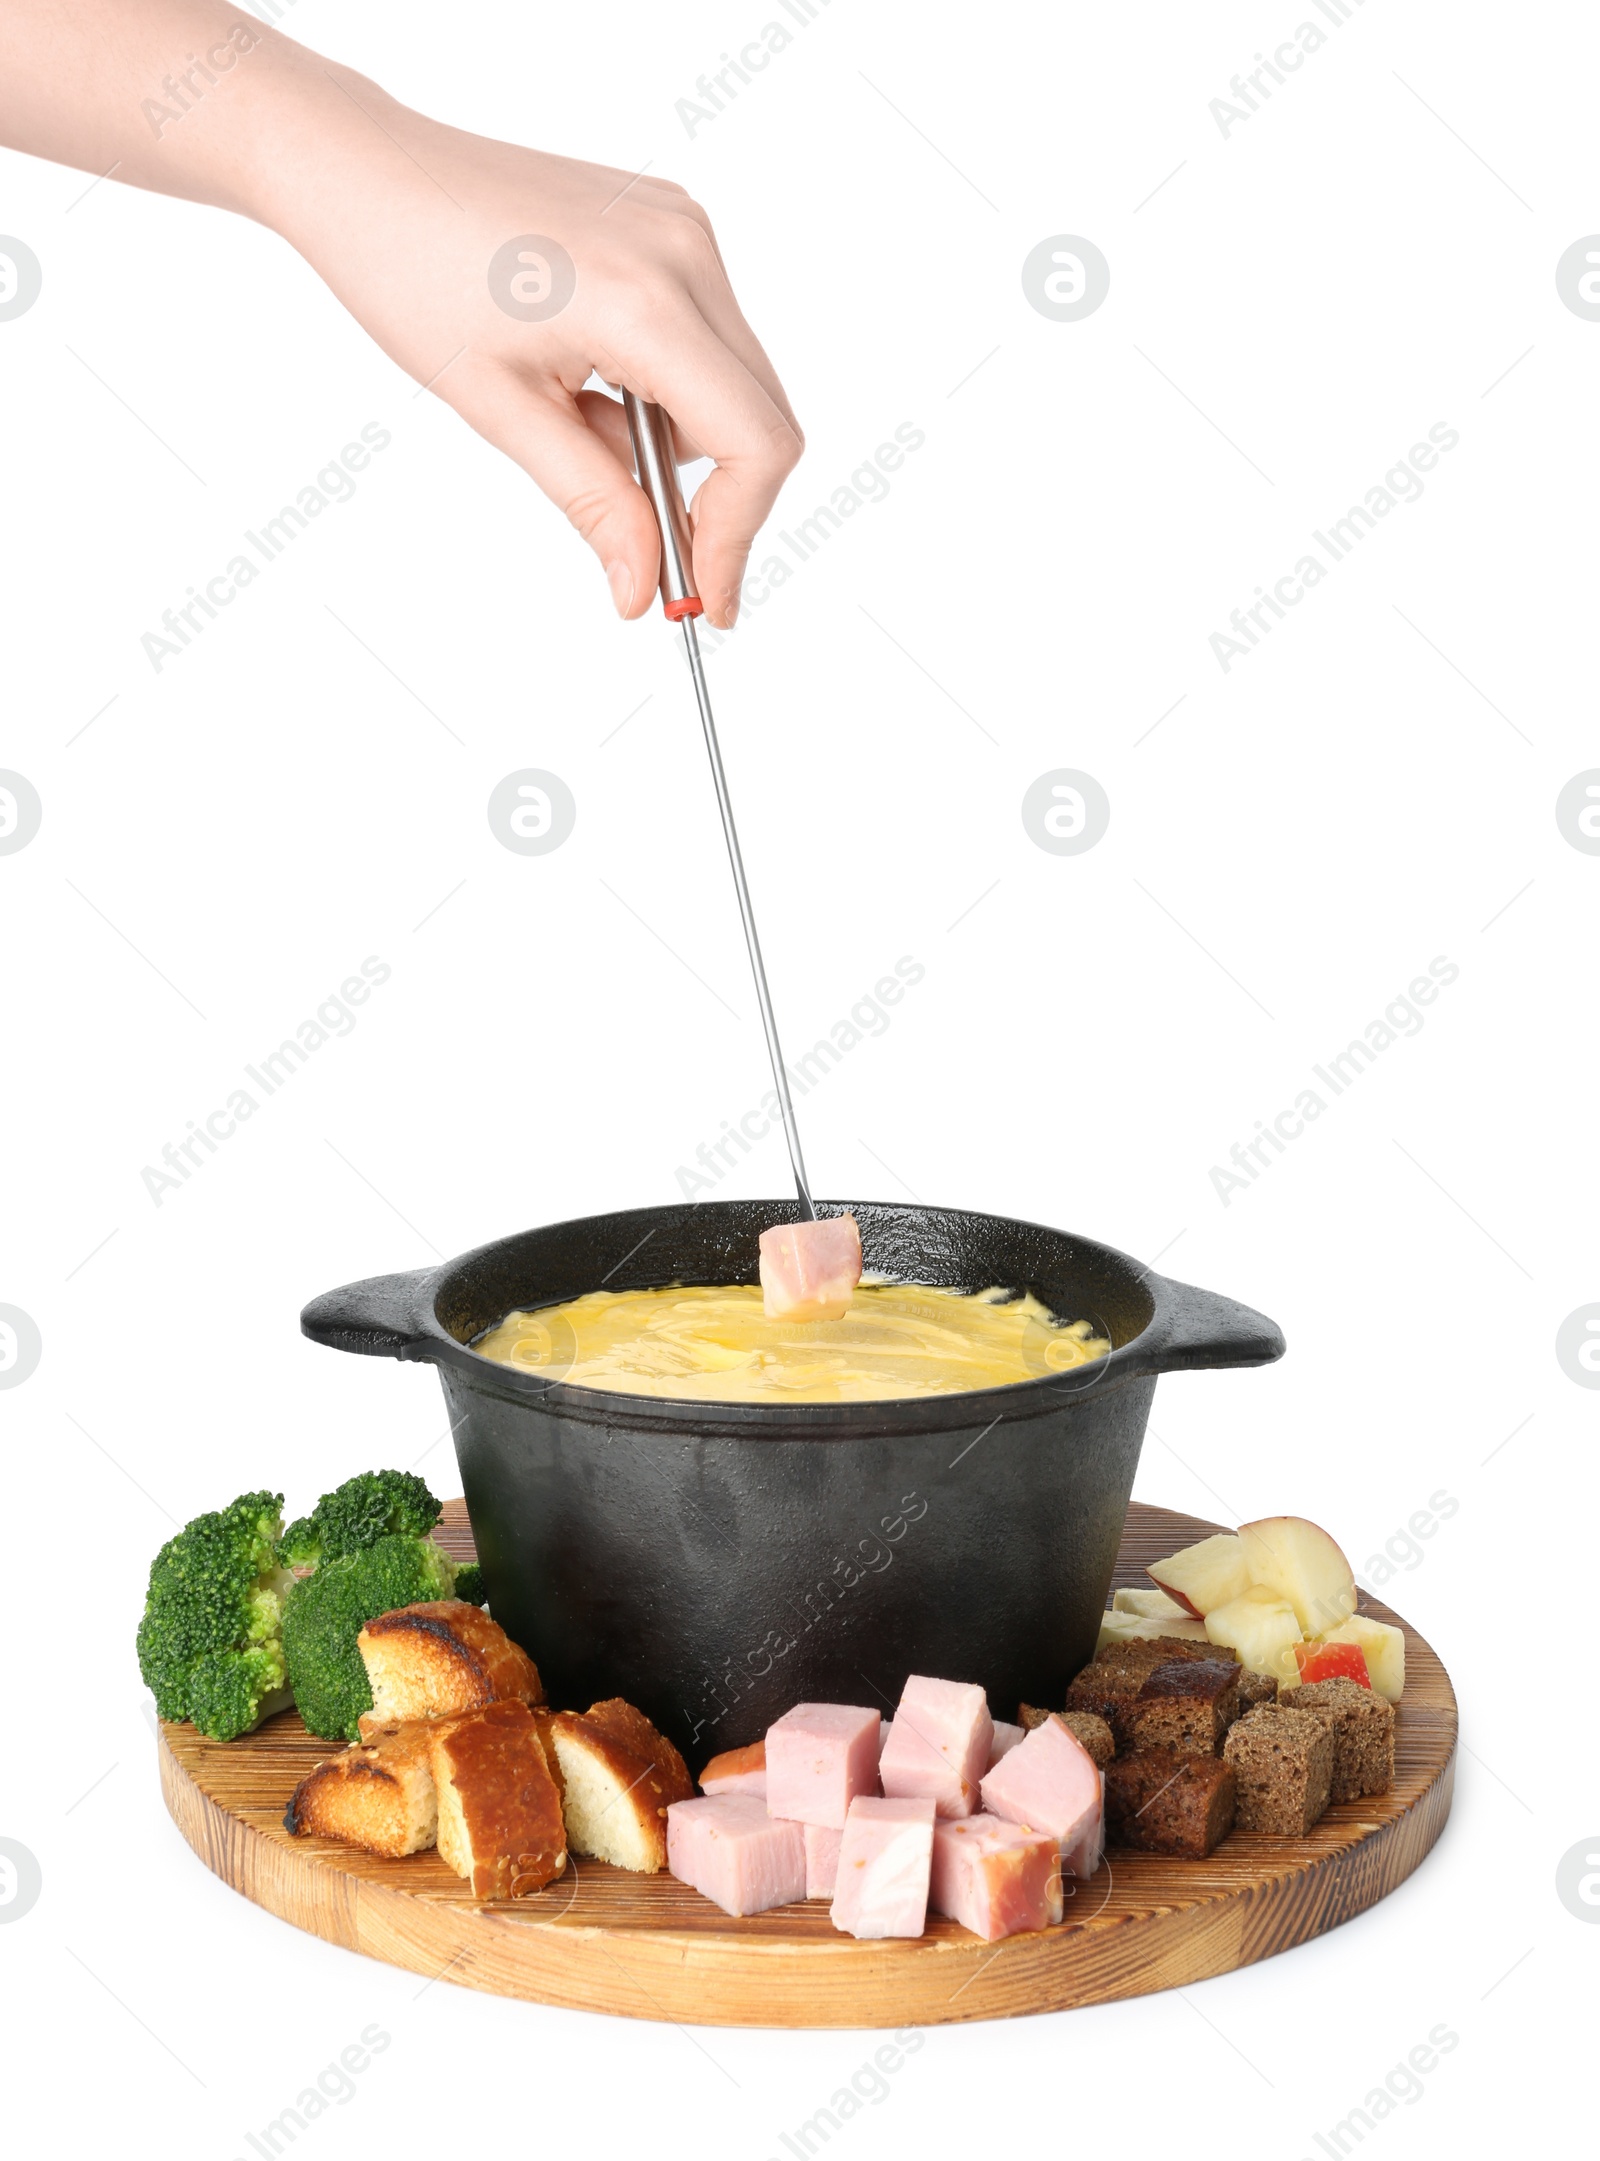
271 102 803 628
0 1 802 627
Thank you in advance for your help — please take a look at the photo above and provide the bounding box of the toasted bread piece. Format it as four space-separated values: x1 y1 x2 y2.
527 1706 566 1799
284 1721 440 1857
549 1698 694 1873
427 1699 567 1898
356 1600 542 1739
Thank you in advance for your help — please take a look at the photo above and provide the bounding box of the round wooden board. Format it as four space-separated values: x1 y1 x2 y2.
158 1500 1456 2028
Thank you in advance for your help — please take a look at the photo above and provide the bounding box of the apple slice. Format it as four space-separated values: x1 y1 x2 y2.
1146 1532 1252 1618
1096 1609 1210 1654
1204 1585 1302 1686
1238 1516 1357 1637
1112 1586 1192 1621
1293 1639 1372 1688
1319 1615 1405 1701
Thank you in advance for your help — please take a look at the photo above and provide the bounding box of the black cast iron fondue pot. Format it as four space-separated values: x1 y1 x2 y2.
302 1200 1283 1762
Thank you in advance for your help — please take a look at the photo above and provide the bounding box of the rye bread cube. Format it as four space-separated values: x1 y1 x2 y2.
1099 1634 1223 1673
1069 1636 1225 1723
1223 1703 1334 1833
1291 1677 1394 1800
1237 1667 1280 1712
1104 1749 1235 1858
1051 1711 1114 1768
1124 1658 1241 1759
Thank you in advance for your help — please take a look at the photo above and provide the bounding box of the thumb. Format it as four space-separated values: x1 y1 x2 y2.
447 364 661 619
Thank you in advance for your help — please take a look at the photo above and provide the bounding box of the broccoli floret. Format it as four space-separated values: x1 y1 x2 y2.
453 1562 486 1606
274 1469 442 1570
276 1515 322 1572
136 1491 295 1741
281 1534 458 1739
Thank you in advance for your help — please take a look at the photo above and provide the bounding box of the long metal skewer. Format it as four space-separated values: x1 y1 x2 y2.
622 390 816 1220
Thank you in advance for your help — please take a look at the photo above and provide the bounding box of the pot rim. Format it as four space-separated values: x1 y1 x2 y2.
302 1198 1285 1433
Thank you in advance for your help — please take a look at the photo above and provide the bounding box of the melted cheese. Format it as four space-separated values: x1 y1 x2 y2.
472 1281 1111 1403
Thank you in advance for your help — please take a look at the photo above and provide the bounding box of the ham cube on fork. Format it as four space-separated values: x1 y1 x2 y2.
758 1212 863 1322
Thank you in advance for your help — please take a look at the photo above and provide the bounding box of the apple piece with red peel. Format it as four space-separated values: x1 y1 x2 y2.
1204 1585 1302 1686
1293 1639 1372 1688
1320 1615 1405 1701
758 1212 863 1321
1095 1610 1210 1654
1147 1532 1252 1618
1237 1516 1358 1637
1112 1586 1192 1621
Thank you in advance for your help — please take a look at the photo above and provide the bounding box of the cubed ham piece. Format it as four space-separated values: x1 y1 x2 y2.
929 1812 1064 1942
987 1720 1026 1770
665 1795 806 1917
878 1719 891 1759
758 1213 863 1321
879 1675 994 1819
829 1796 935 1940
699 1739 766 1798
980 1713 1102 1859
1062 1772 1106 1881
765 1702 881 1828
804 1821 843 1899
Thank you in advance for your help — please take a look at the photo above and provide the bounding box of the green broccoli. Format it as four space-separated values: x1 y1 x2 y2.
275 1468 441 1571
280 1533 458 1739
453 1562 486 1607
136 1491 296 1741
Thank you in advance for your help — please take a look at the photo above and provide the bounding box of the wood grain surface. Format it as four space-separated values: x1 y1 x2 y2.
157 1500 1457 2027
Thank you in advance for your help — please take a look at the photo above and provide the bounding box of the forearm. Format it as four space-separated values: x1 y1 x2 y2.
0 1 802 625
0 0 392 236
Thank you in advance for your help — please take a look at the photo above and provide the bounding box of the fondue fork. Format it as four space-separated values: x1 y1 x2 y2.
622 389 817 1222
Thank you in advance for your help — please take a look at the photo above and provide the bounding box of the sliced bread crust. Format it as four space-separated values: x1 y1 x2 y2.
284 1721 440 1857
356 1600 542 1738
427 1698 567 1899
549 1698 694 1874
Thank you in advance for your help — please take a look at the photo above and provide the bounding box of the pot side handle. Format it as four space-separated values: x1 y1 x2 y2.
300 1269 436 1360
1139 1274 1286 1374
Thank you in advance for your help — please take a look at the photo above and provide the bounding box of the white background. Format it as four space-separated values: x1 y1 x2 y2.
1 1 1590 2152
